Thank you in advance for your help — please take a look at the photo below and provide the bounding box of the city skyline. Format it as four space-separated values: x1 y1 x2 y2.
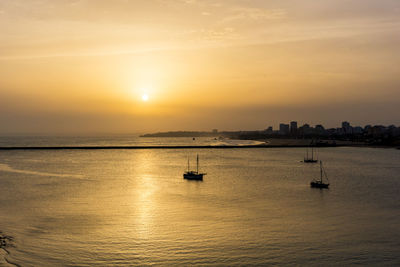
143 120 400 135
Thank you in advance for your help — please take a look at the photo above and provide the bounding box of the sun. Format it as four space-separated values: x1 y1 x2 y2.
141 94 149 102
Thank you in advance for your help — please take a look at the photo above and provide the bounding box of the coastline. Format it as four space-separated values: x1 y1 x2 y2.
0 233 19 267
0 138 398 150
0 144 395 150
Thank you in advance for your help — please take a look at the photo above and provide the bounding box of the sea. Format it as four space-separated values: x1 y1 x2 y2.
0 135 399 266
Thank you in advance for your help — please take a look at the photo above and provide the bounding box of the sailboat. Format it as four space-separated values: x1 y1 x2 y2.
183 154 206 180
304 147 318 163
310 161 329 188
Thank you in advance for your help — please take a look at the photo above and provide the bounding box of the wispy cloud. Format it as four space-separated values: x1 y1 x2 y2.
221 7 286 22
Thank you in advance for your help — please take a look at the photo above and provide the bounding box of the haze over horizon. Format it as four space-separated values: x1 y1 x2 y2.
1 0 399 134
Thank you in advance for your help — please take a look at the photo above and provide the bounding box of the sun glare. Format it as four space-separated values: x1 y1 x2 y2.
142 94 149 102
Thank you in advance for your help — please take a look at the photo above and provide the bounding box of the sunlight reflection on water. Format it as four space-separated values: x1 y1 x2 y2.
0 143 399 266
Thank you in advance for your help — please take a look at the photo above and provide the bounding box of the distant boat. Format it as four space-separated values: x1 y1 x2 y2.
304 147 318 163
183 154 206 181
310 161 330 189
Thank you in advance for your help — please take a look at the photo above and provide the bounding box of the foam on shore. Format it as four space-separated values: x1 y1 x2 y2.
0 232 20 267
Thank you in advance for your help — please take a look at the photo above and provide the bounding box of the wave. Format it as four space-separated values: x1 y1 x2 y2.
0 232 20 267
211 139 266 146
0 163 83 179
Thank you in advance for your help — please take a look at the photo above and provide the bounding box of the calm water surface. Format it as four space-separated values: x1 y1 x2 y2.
0 137 399 266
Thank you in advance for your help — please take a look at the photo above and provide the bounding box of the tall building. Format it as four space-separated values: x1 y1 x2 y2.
290 121 298 135
342 121 350 128
315 124 325 135
299 124 311 135
353 126 363 134
279 123 290 135
342 121 352 134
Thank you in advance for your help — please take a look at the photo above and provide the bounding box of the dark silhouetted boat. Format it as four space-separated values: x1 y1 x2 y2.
183 154 206 181
310 161 329 189
304 147 318 163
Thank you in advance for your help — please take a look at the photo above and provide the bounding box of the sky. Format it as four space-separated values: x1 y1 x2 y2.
0 0 399 134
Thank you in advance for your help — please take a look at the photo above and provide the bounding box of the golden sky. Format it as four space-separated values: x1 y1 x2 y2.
1 0 399 134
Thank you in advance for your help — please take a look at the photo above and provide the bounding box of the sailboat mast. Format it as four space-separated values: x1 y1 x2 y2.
320 161 323 182
196 154 199 173
187 157 190 172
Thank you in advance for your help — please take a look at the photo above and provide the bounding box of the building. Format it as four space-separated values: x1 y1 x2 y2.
290 121 298 135
370 125 386 137
342 121 353 134
315 124 325 135
353 126 363 134
298 123 312 136
265 126 273 134
279 123 290 135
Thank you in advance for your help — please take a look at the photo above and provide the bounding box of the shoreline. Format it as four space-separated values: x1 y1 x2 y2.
0 233 19 267
0 144 396 150
0 138 398 150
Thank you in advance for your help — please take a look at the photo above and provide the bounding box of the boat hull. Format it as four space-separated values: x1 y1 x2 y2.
310 181 329 188
304 159 318 163
183 173 204 181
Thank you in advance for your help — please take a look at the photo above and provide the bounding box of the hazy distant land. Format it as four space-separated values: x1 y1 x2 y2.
140 131 222 138
141 121 400 148
139 133 363 148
